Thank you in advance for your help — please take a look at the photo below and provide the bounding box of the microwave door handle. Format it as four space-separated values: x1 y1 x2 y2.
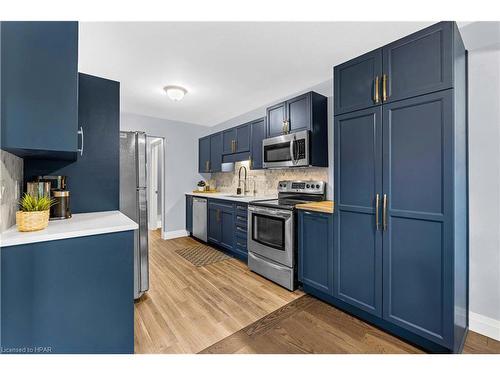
289 138 296 165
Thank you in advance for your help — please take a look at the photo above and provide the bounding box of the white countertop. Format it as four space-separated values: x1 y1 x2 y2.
0 211 138 247
185 192 277 203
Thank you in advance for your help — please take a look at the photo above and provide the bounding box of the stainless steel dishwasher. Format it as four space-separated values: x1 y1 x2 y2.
192 197 208 242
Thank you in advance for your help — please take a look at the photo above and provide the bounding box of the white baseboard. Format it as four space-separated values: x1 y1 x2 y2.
469 311 500 341
163 229 189 240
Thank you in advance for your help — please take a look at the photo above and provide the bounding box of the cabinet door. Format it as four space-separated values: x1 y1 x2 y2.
266 102 286 138
185 195 193 233
250 118 266 170
208 204 221 244
235 123 251 153
23 74 120 214
298 211 333 295
222 128 237 154
334 107 383 317
1 21 79 158
383 22 453 103
382 90 453 347
210 133 223 172
220 204 235 251
286 93 311 133
334 49 382 115
198 136 211 173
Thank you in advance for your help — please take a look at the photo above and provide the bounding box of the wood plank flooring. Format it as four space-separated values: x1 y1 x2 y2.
136 232 500 354
134 231 303 353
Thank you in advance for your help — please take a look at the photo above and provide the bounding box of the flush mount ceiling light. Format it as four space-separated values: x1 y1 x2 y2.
163 85 188 101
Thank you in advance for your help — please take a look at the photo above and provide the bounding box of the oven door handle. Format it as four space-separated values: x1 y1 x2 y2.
248 205 291 218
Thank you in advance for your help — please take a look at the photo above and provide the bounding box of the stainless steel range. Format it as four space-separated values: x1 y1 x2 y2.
247 180 326 290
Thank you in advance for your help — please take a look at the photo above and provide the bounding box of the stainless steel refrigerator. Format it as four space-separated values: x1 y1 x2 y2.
120 131 149 300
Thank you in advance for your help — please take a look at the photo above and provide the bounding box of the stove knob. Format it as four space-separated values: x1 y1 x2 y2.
316 184 320 189
306 184 310 188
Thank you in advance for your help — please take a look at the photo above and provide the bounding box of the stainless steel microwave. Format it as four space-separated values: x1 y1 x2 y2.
262 130 309 169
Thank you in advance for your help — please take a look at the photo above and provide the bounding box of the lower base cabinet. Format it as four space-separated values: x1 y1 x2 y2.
0 231 134 354
206 199 248 261
298 209 467 353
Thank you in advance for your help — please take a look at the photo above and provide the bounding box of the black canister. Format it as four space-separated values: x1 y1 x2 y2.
50 190 72 220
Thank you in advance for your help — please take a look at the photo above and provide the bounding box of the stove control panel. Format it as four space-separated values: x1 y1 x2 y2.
277 180 325 194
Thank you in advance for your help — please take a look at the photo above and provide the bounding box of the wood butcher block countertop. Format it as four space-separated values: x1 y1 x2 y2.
296 201 334 214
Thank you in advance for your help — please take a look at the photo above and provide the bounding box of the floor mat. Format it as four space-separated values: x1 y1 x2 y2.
175 244 232 267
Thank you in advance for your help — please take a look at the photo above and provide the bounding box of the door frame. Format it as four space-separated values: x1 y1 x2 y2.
146 135 167 240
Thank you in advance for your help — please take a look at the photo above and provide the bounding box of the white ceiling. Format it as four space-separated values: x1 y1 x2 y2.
79 22 435 126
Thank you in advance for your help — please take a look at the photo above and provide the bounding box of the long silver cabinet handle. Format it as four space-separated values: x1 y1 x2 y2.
77 126 84 156
382 194 388 231
375 193 380 230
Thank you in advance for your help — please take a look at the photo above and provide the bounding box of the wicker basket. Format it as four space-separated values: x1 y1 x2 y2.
16 210 50 232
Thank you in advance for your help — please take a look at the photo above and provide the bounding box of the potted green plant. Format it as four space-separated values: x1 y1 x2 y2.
197 180 206 192
16 194 55 232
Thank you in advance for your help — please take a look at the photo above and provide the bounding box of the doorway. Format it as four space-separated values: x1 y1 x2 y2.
146 136 165 237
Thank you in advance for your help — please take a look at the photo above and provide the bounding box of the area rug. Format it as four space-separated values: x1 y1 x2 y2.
175 244 231 267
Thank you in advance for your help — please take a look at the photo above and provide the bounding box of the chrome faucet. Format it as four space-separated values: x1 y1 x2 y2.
237 166 248 195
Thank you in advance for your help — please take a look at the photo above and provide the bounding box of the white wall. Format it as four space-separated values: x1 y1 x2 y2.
121 113 206 238
462 22 500 339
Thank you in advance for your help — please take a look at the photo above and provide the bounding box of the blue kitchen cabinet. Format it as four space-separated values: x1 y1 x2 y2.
208 202 221 244
333 106 383 317
222 123 251 155
326 21 467 353
210 132 223 172
250 117 266 170
334 49 383 115
0 231 134 354
266 92 327 137
233 203 248 260
382 22 453 104
208 200 235 252
222 128 237 154
23 73 120 214
206 199 248 261
266 101 287 138
0 21 79 159
186 195 193 233
298 210 333 295
199 136 211 173
381 90 455 348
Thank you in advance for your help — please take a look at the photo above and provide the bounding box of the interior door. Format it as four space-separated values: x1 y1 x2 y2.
334 49 383 115
148 140 159 230
382 22 453 103
334 106 382 317
382 90 453 347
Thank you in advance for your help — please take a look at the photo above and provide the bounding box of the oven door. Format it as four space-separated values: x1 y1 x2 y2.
262 131 309 169
247 205 294 267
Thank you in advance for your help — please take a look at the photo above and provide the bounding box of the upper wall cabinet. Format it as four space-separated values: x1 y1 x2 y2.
250 117 265 170
199 136 211 173
210 132 223 173
222 123 250 154
266 92 327 139
24 74 120 214
334 50 383 115
382 22 453 104
334 22 454 116
0 21 79 159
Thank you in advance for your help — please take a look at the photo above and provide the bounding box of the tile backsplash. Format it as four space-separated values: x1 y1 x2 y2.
0 150 23 232
208 161 329 196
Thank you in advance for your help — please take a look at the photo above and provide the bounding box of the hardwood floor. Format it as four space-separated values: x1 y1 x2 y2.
201 295 500 354
136 232 500 354
134 231 303 353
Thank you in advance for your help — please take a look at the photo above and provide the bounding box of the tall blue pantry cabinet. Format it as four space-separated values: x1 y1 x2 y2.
304 22 467 353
